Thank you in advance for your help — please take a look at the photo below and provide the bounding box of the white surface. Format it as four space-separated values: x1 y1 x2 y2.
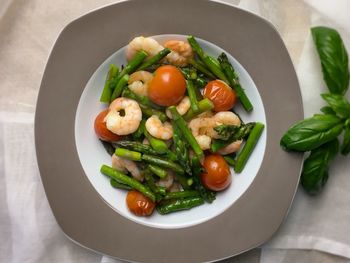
75 34 266 229
1 0 350 262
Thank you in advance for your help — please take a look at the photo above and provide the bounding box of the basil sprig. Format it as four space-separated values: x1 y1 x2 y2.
281 26 350 194
312 26 349 95
301 139 339 194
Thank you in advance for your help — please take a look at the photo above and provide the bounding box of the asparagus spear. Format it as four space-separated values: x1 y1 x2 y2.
110 179 132 190
100 64 119 103
148 164 167 179
164 190 200 200
131 120 145 141
183 98 214 121
113 140 158 155
100 140 115 156
223 155 236 166
142 154 184 174
192 156 216 203
138 48 171 70
186 80 199 113
176 173 193 190
180 68 207 88
114 50 148 85
122 87 163 110
168 106 204 159
187 36 229 83
114 148 142 161
144 171 166 200
172 122 192 175
235 122 264 173
100 165 156 201
188 58 216 79
218 53 253 112
144 130 168 154
110 74 129 101
140 105 168 122
157 196 204 214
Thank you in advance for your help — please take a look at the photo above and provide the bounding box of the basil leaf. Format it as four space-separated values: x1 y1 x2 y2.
320 106 336 115
321 93 350 119
280 114 343 151
341 127 350 155
311 26 349 95
301 139 339 194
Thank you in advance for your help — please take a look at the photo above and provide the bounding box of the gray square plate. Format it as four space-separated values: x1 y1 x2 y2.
35 0 303 262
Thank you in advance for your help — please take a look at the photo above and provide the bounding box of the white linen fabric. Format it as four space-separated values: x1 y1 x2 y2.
1 0 350 262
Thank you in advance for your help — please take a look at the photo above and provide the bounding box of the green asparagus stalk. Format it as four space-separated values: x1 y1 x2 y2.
138 48 171 70
110 179 132 190
187 36 229 83
176 173 192 190
157 196 204 214
100 64 119 103
148 164 167 179
183 98 214 121
235 122 264 173
131 120 145 141
114 148 142 161
144 130 168 154
168 106 204 159
218 53 253 112
122 87 163 110
164 190 200 200
140 105 168 122
116 50 148 82
186 80 200 113
172 122 192 175
113 140 158 155
223 155 236 166
144 171 166 200
100 140 115 156
100 165 155 201
189 58 216 79
142 154 184 174
110 74 129 101
192 156 216 203
180 68 207 88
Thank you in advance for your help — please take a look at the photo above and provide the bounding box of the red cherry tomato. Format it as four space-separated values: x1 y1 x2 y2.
126 190 155 216
94 110 122 141
201 154 231 191
203 80 237 111
148 65 186 106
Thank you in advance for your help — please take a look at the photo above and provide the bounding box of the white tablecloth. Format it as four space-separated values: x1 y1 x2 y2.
1 0 350 262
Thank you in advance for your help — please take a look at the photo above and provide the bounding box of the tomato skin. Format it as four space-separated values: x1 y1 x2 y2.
94 110 122 141
126 190 155 216
203 80 237 111
148 65 186 106
201 154 231 191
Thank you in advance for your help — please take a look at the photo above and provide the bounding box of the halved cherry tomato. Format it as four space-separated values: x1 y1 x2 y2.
126 190 155 216
148 65 186 106
201 154 231 191
94 109 122 141
203 80 237 111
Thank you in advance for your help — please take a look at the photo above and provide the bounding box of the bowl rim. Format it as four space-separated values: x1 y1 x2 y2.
35 0 303 262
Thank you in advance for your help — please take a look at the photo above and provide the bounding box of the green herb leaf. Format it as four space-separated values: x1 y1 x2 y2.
311 26 349 95
341 126 350 155
280 114 343 151
301 139 339 194
320 106 336 115
321 93 350 119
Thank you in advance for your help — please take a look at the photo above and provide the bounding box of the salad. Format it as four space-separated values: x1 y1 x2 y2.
94 35 264 216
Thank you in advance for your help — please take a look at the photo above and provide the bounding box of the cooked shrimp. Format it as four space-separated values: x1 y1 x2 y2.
105 98 142 135
128 71 153 97
165 96 191 119
164 40 194 66
156 171 174 190
188 117 216 150
145 115 173 140
206 111 242 139
217 140 243 155
126 36 164 61
112 154 143 181
214 111 241 126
